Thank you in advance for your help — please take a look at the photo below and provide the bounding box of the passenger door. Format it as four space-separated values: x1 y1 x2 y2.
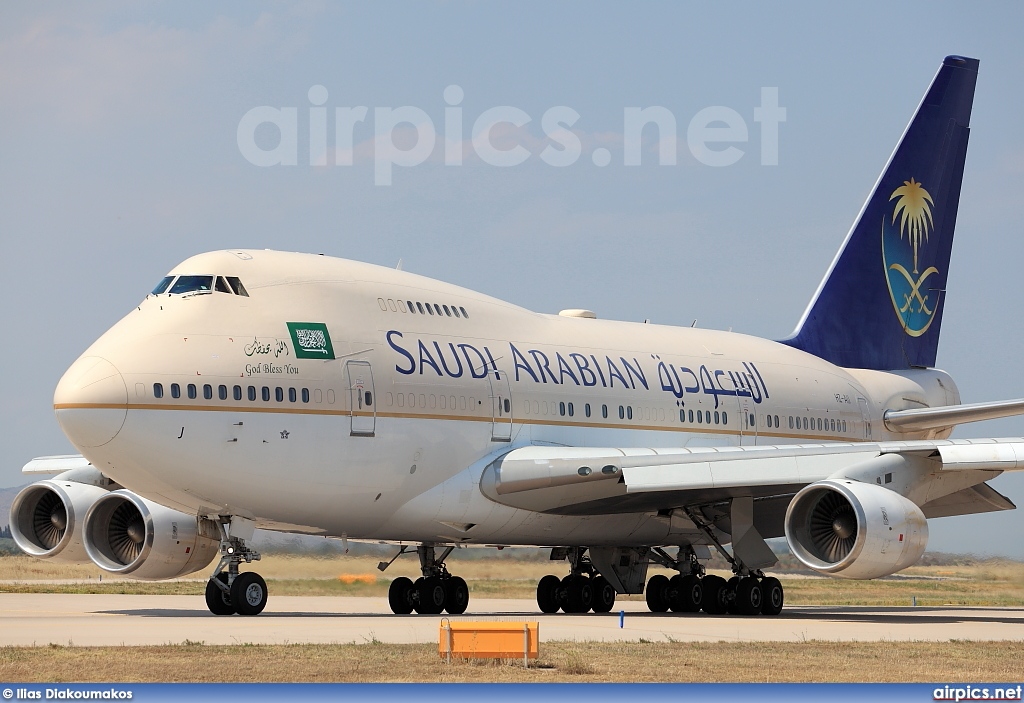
346 360 376 437
858 397 872 439
488 369 513 442
737 396 757 446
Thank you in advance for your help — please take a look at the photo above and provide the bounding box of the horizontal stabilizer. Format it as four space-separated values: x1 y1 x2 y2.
884 398 1024 432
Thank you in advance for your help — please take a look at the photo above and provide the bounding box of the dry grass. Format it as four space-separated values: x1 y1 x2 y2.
4 555 1023 606
0 554 553 582
0 640 1021 682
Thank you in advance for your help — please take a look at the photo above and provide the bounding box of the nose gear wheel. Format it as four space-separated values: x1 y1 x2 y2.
203 518 265 617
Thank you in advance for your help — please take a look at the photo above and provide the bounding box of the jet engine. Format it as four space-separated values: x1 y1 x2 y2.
784 479 928 580
83 490 220 580
9 479 111 562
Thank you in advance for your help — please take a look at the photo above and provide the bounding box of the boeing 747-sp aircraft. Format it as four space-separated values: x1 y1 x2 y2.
11 55 1024 618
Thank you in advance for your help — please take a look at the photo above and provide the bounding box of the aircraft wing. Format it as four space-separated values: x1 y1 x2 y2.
21 455 92 475
480 439 1024 517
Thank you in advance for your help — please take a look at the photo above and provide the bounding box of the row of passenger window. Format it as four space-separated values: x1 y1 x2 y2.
787 415 847 433
682 408 728 426
524 400 628 420
151 275 249 297
385 392 479 412
152 382 334 405
377 297 469 319
522 398 849 435
150 380 850 435
521 400 728 427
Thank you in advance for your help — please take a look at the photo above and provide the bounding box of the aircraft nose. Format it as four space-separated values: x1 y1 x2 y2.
54 356 128 448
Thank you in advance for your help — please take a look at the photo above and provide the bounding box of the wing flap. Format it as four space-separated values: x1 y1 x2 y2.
935 441 1024 471
920 482 1016 518
621 451 880 494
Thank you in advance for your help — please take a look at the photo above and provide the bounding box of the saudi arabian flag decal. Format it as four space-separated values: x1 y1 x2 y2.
287 322 335 359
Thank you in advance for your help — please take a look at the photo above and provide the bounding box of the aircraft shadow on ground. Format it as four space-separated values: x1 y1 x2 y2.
98 605 1024 626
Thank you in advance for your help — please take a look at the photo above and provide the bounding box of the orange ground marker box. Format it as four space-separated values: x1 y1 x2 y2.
439 620 539 665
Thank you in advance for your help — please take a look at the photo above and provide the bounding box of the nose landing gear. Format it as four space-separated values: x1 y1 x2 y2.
204 518 266 616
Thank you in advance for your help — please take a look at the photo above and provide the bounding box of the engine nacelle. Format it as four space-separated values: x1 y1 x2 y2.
9 480 111 562
83 490 220 580
784 479 928 580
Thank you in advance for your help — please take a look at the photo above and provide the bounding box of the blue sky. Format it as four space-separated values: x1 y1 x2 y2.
2 1 1023 555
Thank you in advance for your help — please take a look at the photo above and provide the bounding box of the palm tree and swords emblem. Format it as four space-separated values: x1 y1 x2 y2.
882 177 940 337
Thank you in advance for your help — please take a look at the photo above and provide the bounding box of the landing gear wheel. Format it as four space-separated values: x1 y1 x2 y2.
734 576 763 616
444 576 469 615
388 576 415 615
725 576 741 615
700 574 728 615
230 572 268 616
645 573 670 613
205 573 234 616
416 576 446 615
591 576 616 613
670 574 702 613
565 575 594 614
760 577 784 616
558 575 574 613
537 575 561 614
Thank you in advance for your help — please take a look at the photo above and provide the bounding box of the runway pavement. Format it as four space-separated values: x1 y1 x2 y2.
2 594 1022 646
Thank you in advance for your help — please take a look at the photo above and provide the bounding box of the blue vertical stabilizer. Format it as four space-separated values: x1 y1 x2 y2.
783 56 978 369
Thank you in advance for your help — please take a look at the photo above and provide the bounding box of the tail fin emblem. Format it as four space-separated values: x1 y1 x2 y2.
883 178 940 337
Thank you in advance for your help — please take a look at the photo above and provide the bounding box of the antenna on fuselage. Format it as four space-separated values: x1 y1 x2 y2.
691 320 697 327
396 258 404 271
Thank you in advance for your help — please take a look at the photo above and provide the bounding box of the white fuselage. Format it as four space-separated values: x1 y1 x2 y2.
53 250 959 548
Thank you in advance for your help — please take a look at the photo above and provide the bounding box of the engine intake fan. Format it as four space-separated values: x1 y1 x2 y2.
784 479 928 580
9 480 111 562
83 490 219 580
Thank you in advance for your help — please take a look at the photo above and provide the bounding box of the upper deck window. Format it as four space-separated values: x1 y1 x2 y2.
169 275 214 295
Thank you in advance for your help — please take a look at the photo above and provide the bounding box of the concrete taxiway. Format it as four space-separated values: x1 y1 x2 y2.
1 594 1022 646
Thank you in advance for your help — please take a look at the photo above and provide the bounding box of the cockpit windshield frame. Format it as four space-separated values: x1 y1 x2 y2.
150 274 250 298
169 275 214 295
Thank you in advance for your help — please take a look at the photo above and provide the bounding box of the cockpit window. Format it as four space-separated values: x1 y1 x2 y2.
151 276 174 295
153 274 248 297
169 275 214 295
226 277 249 297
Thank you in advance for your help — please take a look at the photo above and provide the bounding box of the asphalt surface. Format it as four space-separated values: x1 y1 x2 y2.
2 594 1022 646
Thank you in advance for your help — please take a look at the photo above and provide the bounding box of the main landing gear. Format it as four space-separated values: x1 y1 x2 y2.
643 550 783 616
205 520 267 616
644 547 705 613
385 545 470 615
535 547 617 614
532 544 782 617
644 509 785 617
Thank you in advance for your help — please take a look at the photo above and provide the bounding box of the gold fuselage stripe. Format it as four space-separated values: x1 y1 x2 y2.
54 402 854 442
